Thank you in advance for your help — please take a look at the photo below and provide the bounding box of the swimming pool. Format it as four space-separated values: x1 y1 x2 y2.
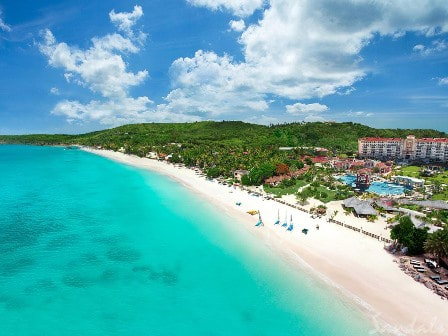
337 174 407 195
338 174 356 186
367 181 406 195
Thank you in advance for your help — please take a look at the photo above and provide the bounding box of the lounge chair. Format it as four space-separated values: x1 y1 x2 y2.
416 268 426 273
436 279 448 285
430 275 441 281
413 265 423 269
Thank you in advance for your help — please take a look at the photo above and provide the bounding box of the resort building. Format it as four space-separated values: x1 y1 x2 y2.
342 197 378 217
393 175 425 189
358 135 448 162
375 162 392 174
233 170 249 181
146 151 158 159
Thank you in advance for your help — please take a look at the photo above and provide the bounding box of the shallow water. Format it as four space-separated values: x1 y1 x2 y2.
0 145 374 335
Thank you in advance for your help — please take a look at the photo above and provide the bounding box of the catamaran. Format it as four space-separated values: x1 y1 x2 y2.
274 209 280 225
255 211 264 227
287 214 294 231
281 212 288 227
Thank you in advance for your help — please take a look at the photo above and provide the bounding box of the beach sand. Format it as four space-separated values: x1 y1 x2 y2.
83 148 448 336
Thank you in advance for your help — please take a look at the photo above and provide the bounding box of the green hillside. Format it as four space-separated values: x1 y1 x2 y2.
1 121 446 152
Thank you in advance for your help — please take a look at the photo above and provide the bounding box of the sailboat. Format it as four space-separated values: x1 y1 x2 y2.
274 209 280 225
287 214 294 231
255 211 264 227
281 212 288 227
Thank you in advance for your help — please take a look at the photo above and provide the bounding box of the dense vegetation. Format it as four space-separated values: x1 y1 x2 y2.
391 216 429 255
391 216 448 260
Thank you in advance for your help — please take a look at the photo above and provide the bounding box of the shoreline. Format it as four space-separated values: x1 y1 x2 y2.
83 148 448 336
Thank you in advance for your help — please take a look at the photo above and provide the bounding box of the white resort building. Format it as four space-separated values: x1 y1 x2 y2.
393 175 425 189
358 135 448 162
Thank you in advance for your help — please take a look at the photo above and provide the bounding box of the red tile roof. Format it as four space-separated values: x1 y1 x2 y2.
311 156 329 164
417 138 448 143
359 137 402 142
360 136 448 143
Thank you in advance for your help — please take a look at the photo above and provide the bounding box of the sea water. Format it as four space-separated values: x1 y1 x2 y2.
0 145 374 335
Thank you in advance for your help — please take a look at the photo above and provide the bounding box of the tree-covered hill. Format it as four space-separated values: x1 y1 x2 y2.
1 121 446 153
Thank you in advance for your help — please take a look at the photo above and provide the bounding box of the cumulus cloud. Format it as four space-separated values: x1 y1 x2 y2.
187 0 264 17
39 28 148 99
109 5 145 40
162 50 269 116
38 6 196 125
439 77 448 85
229 19 245 32
413 40 447 55
50 87 60 95
164 0 448 118
0 9 11 32
286 102 328 115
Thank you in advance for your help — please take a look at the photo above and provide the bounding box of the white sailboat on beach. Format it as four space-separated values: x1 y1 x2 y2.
282 212 288 227
274 209 280 225
287 214 294 231
255 211 264 227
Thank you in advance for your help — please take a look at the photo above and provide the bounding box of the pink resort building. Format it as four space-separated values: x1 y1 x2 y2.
358 135 448 162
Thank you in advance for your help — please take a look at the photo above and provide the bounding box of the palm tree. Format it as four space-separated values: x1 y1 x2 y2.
424 226 448 266
330 210 338 220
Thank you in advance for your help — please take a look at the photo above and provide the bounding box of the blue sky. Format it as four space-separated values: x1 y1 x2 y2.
0 0 447 134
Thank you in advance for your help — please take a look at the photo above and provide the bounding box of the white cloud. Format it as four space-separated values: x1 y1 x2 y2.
166 0 448 119
229 19 245 32
109 5 145 41
413 40 447 55
187 0 264 17
162 50 269 116
39 29 148 99
50 87 60 95
38 6 192 125
0 9 11 32
439 77 448 85
285 102 328 115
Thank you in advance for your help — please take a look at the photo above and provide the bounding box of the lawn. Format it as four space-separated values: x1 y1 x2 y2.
313 186 338 203
432 191 448 201
428 172 448 184
264 179 308 197
397 165 421 178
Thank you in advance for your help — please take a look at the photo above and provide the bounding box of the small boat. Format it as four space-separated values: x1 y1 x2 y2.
281 212 288 227
255 211 264 227
274 209 280 225
247 210 258 215
302 228 308 235
287 215 293 231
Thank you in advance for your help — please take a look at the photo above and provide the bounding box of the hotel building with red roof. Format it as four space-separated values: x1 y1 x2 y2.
358 135 448 162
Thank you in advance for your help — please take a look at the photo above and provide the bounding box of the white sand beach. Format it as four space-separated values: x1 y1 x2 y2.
83 148 448 336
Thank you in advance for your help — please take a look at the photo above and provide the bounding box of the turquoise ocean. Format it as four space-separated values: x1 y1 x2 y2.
0 145 374 335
